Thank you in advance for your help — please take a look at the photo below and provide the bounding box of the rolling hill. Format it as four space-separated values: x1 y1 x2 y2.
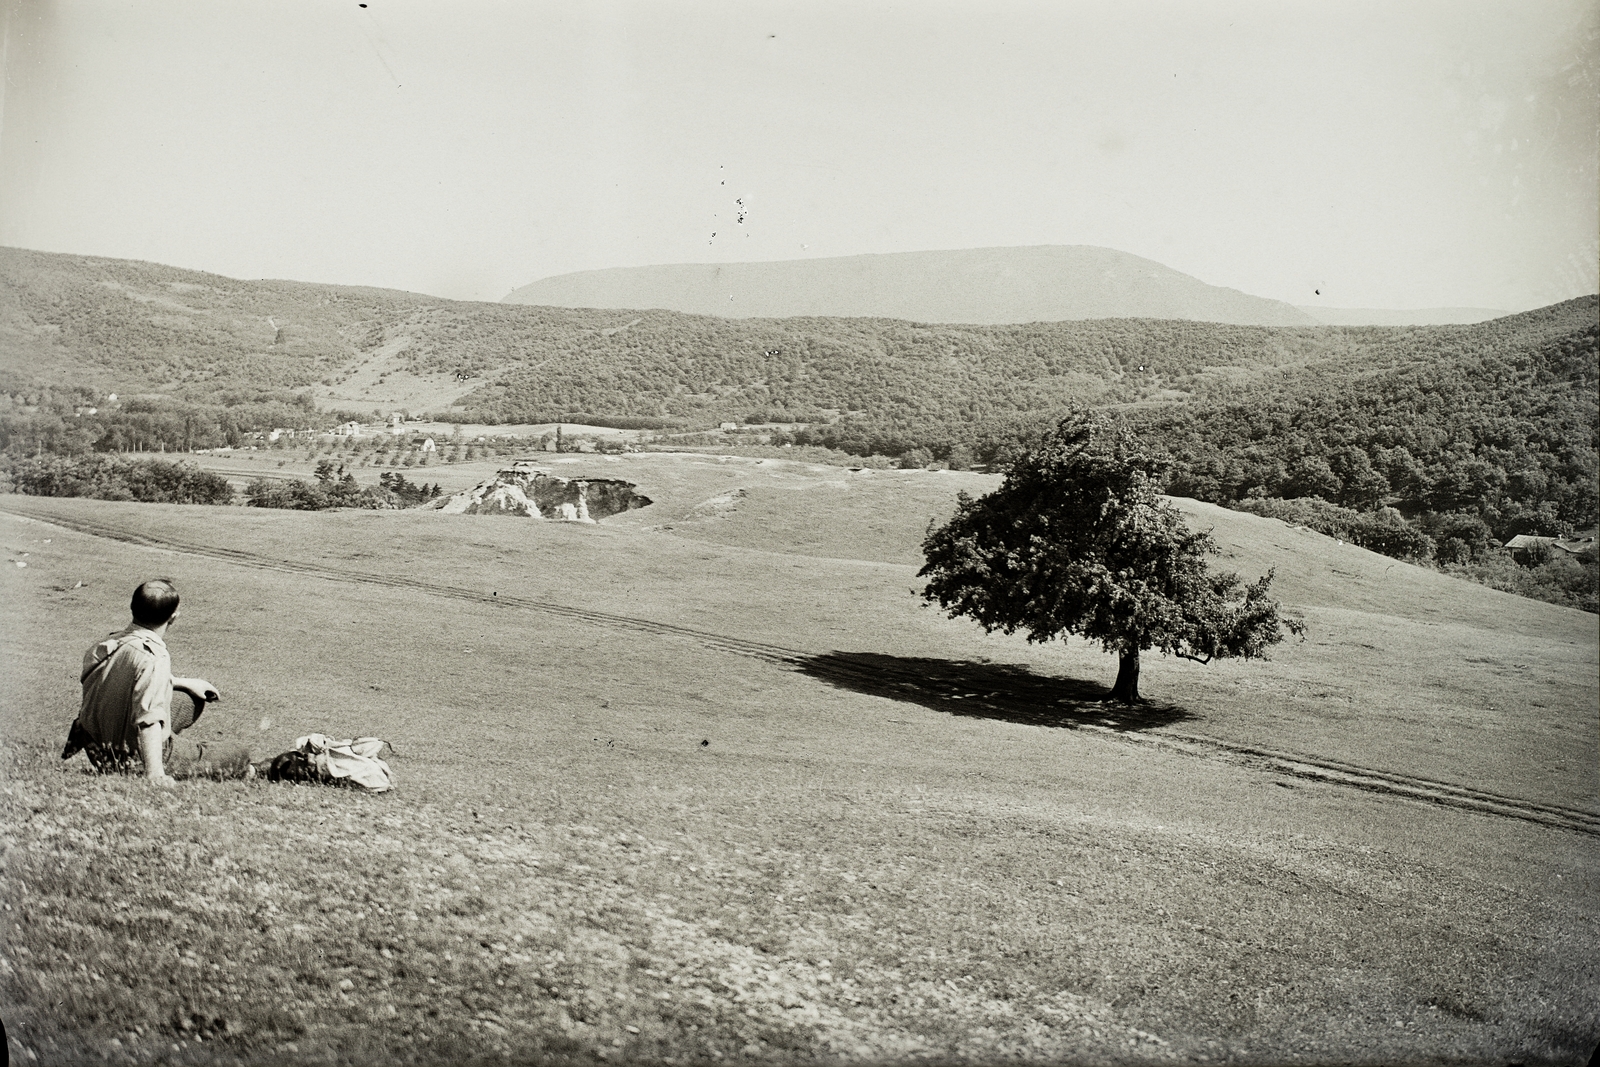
503 245 1322 326
3 246 1591 438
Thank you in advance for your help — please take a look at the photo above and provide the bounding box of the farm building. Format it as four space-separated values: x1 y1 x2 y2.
1554 529 1599 554
1504 529 1599 562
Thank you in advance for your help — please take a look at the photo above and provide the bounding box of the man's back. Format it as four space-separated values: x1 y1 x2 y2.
78 625 172 753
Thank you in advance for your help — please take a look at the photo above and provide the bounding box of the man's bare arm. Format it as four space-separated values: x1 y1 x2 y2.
137 721 173 783
172 677 220 702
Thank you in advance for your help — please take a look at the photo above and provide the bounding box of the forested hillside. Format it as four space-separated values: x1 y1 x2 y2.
1141 314 1598 536
4 246 1590 441
0 247 409 398
0 246 1350 422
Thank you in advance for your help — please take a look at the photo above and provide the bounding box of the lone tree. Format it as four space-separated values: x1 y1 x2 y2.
919 412 1302 703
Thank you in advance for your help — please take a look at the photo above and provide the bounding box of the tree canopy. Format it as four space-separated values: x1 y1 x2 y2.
918 412 1302 702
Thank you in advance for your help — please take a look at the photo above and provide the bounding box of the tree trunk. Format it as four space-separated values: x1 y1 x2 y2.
1108 648 1142 703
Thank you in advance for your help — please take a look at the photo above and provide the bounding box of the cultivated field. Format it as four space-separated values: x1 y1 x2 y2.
2 452 1596 1065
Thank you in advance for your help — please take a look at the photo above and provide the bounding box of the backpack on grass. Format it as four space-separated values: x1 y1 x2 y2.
265 734 395 793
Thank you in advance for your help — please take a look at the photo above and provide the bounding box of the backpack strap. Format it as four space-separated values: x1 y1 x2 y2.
80 634 148 683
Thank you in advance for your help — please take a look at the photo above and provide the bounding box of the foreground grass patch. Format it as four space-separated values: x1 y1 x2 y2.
5 735 1597 1066
2 747 1188 1065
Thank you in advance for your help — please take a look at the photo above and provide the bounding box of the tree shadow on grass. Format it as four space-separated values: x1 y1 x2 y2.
795 651 1195 732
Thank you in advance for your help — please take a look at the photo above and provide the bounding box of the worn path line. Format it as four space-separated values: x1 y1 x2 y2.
8 503 1598 839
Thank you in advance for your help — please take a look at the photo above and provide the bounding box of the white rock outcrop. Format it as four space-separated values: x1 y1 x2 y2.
431 464 650 522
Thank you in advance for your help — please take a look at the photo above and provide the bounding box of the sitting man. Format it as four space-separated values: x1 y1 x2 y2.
62 578 249 782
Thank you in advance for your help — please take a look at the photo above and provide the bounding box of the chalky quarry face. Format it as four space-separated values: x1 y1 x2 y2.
433 467 652 522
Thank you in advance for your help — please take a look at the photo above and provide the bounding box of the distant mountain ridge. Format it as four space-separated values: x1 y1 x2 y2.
504 245 1322 327
1297 306 1509 326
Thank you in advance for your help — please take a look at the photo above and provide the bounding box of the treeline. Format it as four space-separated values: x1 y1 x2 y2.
756 315 1598 611
776 314 1598 540
0 452 446 512
0 388 331 456
439 314 1367 425
389 295 1594 428
1228 498 1439 560
498 413 685 430
1 454 233 504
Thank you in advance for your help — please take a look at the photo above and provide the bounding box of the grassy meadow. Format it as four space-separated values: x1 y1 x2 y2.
2 452 1597 1065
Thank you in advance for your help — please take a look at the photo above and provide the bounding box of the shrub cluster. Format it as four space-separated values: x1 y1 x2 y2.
1444 550 1599 614
245 462 443 511
2 453 233 505
378 470 443 506
1230 497 1437 560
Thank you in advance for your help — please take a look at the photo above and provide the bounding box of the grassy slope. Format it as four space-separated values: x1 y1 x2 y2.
1 456 1596 1065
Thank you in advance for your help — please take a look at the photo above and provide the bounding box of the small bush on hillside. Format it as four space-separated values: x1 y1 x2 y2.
3 454 233 505
378 471 443 507
1444 551 1600 614
245 479 334 509
1414 511 1500 564
246 460 386 510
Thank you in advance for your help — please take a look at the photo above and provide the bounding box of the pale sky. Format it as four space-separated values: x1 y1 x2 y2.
1 0 1595 312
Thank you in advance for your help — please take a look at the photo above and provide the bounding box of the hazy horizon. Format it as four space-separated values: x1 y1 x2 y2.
504 244 1528 316
2 1 1595 313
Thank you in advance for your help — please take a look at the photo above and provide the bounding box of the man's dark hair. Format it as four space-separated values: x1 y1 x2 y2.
130 579 180 627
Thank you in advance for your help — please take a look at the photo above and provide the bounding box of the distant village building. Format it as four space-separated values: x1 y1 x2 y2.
419 438 436 452
719 422 738 431
1504 534 1556 552
1505 529 1599 562
335 421 363 437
